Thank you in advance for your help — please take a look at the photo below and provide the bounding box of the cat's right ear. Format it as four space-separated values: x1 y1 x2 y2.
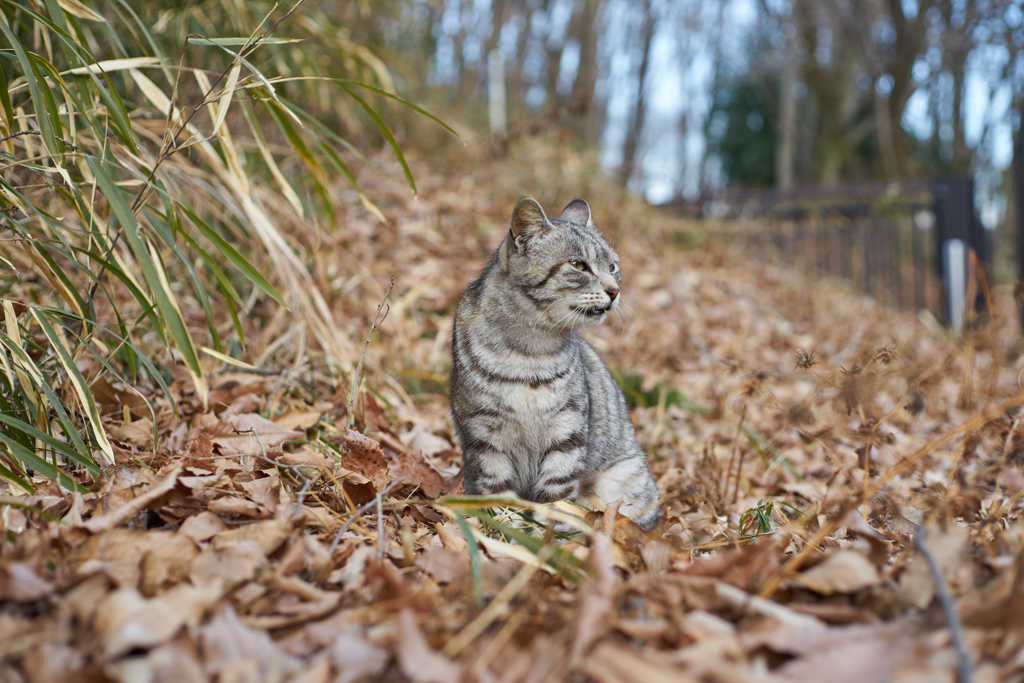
509 197 550 247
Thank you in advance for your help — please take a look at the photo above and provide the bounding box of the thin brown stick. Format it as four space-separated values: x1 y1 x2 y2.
915 524 973 683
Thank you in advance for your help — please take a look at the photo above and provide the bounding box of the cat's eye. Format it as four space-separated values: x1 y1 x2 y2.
569 260 589 272
609 263 618 273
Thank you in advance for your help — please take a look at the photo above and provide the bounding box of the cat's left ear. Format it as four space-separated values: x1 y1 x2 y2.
510 197 551 245
559 198 591 226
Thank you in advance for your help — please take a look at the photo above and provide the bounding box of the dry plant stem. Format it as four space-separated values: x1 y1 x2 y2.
759 388 1024 599
476 610 527 672
327 478 402 556
442 544 555 657
1000 417 1020 463
728 403 748 506
915 524 973 683
347 278 394 424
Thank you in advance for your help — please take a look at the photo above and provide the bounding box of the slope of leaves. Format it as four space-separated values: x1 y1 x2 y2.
1 133 1023 681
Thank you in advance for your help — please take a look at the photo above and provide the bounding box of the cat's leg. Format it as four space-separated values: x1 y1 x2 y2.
533 437 587 502
592 454 660 530
463 445 520 497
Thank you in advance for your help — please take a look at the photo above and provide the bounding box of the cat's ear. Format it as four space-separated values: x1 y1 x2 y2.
510 197 550 243
558 198 591 226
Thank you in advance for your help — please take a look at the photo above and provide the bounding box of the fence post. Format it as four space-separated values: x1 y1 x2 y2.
932 177 984 331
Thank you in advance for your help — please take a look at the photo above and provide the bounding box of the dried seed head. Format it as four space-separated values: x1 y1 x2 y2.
794 349 817 369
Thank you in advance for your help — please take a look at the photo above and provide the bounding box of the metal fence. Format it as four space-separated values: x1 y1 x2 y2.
695 178 990 330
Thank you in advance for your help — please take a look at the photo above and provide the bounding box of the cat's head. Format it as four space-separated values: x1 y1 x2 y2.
501 196 622 329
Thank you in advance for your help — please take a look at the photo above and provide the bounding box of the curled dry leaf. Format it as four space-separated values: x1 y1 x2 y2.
795 550 881 595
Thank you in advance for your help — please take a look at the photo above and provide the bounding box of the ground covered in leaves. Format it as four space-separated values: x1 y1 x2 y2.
3 137 1024 682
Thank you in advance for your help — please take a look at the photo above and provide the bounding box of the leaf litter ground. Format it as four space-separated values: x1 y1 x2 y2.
2 137 1024 682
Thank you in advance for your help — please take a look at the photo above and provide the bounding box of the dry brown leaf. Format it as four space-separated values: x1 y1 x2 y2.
178 511 226 543
795 550 881 594
83 462 183 532
389 452 445 498
94 585 219 658
73 529 197 588
329 631 390 683
210 413 302 456
107 417 153 446
274 407 327 431
201 606 302 678
396 609 460 683
104 644 205 683
0 561 53 602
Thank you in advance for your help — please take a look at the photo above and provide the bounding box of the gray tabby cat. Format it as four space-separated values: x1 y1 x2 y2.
449 197 660 530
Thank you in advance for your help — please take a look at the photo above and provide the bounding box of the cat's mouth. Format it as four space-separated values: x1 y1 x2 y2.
573 305 610 317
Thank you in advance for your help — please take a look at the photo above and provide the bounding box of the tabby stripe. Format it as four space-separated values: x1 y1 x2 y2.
465 407 501 419
541 472 582 487
528 262 566 289
461 331 574 388
555 395 584 415
463 437 503 455
478 477 516 493
543 430 586 457
519 287 556 310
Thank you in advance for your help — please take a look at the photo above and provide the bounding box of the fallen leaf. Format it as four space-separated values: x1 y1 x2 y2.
796 550 880 594
0 561 53 602
200 606 301 678
83 462 183 532
329 631 390 683
396 609 460 683
210 413 302 456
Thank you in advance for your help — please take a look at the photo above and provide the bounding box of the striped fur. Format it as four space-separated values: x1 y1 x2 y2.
450 197 660 530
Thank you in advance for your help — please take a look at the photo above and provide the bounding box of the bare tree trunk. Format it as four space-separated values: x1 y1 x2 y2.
507 5 533 118
568 0 600 138
950 54 969 169
618 0 656 187
776 18 799 189
1015 111 1024 283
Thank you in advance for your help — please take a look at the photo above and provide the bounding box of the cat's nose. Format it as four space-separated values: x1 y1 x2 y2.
605 287 619 301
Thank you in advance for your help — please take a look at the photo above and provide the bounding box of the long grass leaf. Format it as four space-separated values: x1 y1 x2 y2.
85 155 206 403
340 85 416 195
30 309 115 466
177 204 285 306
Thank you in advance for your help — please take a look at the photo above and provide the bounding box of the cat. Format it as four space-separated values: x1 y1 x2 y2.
449 196 660 530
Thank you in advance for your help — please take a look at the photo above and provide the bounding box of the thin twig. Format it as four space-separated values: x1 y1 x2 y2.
233 427 316 519
915 524 973 683
328 478 403 556
376 489 385 560
347 277 394 424
0 128 80 151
